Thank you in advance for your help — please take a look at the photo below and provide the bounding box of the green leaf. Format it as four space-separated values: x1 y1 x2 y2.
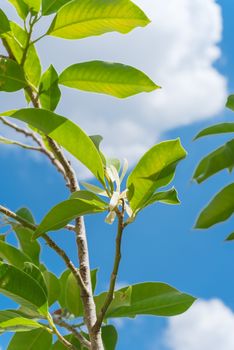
193 139 234 183
4 22 41 87
23 263 48 298
0 263 48 316
51 334 81 349
39 65 61 111
142 188 180 209
8 329 52 350
0 9 10 35
195 183 234 229
58 269 70 308
0 58 27 92
42 0 71 16
0 310 42 333
42 271 60 306
70 190 107 206
102 325 118 350
3 108 105 182
23 0 41 13
13 208 41 265
34 197 108 237
226 94 234 111
47 0 150 39
95 287 132 317
225 232 234 242
106 282 195 318
59 60 158 98
194 123 234 140
7 0 29 19
0 241 32 268
127 139 187 213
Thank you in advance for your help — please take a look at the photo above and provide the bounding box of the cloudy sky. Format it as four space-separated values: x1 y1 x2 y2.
1 0 234 349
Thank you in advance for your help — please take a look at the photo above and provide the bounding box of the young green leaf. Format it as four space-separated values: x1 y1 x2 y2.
70 190 107 206
0 310 43 333
42 270 60 306
142 188 180 209
102 325 118 350
59 61 159 98
0 9 10 35
47 0 150 39
193 139 234 184
194 123 234 140
226 94 234 111
127 139 187 213
13 208 41 266
34 197 108 237
0 263 48 316
2 108 105 182
195 183 234 229
8 329 52 350
3 22 41 88
7 0 29 19
39 65 61 111
0 58 27 92
42 0 71 16
0 241 32 268
106 282 196 318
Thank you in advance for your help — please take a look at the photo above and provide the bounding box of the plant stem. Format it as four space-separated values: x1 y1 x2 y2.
47 314 77 350
94 208 125 331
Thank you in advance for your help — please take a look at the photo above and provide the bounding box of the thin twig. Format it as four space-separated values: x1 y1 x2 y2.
47 314 77 350
0 205 89 296
94 207 125 332
54 318 91 349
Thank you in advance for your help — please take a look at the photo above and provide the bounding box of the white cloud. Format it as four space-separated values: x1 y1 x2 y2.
0 0 227 174
163 299 234 350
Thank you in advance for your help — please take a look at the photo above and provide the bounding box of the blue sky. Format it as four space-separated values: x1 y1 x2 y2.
1 0 234 349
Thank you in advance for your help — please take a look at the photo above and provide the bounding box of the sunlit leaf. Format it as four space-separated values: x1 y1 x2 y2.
142 188 180 209
195 183 234 229
194 123 234 140
8 329 52 350
59 61 158 98
47 0 150 39
193 139 234 183
23 263 48 298
1 108 105 182
42 0 71 16
0 263 48 316
42 271 60 306
0 58 27 92
7 0 29 19
39 65 61 111
127 139 187 213
0 310 42 333
23 0 41 13
0 241 32 268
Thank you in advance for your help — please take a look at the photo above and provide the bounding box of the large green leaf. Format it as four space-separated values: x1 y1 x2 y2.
127 139 187 213
34 197 107 237
0 241 32 268
23 263 48 298
0 9 10 35
102 325 118 350
0 263 48 316
23 0 41 13
226 94 234 111
142 188 180 209
51 334 81 349
39 65 61 111
105 282 195 318
8 329 52 350
59 60 158 98
13 208 41 266
195 183 234 229
4 22 41 87
7 0 29 19
42 271 60 306
0 310 42 333
70 190 107 206
0 58 27 92
194 123 234 140
3 108 105 182
47 0 150 39
42 0 71 15
193 139 234 183
95 287 132 317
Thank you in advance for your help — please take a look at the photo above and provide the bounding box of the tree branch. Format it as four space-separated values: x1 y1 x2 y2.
94 207 125 332
54 317 91 349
